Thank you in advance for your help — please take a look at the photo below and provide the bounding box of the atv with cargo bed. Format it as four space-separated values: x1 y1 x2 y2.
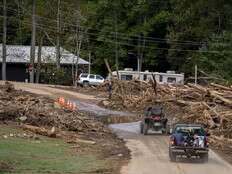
140 105 168 135
169 124 210 162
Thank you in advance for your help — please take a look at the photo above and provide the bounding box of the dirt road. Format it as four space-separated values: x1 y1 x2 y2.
5 82 232 174
2 82 95 100
110 122 232 174
4 82 132 117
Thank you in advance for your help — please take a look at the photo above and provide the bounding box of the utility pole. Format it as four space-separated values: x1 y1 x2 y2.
88 52 91 74
75 0 81 87
137 34 141 80
140 14 146 73
87 35 91 74
30 0 36 83
140 34 146 72
17 0 22 44
72 52 75 85
56 0 61 69
114 4 119 78
2 0 7 81
36 36 43 83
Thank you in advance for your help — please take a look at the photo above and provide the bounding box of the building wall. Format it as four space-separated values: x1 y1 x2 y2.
0 63 89 83
0 63 28 82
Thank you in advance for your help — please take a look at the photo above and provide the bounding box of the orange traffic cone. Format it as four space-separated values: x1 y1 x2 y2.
57 97 61 104
72 103 77 110
66 100 70 109
69 102 73 110
60 97 65 106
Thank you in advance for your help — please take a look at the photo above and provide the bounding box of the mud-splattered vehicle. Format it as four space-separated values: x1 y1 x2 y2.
140 105 168 135
169 124 210 162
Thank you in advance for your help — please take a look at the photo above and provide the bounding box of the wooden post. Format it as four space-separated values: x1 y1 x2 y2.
195 65 198 85
104 59 112 77
2 0 7 81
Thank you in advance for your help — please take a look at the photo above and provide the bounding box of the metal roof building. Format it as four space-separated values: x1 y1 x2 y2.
0 45 89 83
0 44 89 65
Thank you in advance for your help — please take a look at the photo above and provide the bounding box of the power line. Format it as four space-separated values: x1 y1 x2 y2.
86 34 230 54
1 7 232 54
4 4 232 50
0 5 211 46
0 13 205 48
1 3 229 47
2 17 231 55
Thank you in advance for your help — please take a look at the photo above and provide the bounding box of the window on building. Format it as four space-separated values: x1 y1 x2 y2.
167 77 176 83
89 75 95 79
159 75 163 82
121 75 133 80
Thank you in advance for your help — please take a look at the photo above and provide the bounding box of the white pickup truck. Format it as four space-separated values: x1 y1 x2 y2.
78 73 105 87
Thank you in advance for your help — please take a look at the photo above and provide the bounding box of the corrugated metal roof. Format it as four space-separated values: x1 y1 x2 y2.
0 45 89 65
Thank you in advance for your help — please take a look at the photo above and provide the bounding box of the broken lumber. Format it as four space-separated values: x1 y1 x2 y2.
210 83 232 91
104 59 113 77
67 138 96 145
22 125 57 138
209 91 232 106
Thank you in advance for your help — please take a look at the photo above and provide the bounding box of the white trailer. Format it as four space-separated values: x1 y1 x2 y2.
111 69 184 85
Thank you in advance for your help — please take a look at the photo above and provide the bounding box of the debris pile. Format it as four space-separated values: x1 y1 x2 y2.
0 82 130 172
0 82 107 135
155 83 232 131
101 80 232 140
99 80 156 110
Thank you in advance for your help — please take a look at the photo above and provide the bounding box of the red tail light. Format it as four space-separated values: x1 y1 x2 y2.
205 137 209 147
170 136 175 146
152 115 161 121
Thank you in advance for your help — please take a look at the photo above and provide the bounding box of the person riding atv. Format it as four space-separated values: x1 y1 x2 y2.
140 105 168 135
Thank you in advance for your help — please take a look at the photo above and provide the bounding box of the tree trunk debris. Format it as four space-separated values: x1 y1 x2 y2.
99 80 232 149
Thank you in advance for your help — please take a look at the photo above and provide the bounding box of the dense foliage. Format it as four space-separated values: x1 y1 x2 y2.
1 0 232 82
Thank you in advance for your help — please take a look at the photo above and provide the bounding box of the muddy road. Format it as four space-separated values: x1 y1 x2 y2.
110 122 232 174
4 82 131 117
5 82 232 174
